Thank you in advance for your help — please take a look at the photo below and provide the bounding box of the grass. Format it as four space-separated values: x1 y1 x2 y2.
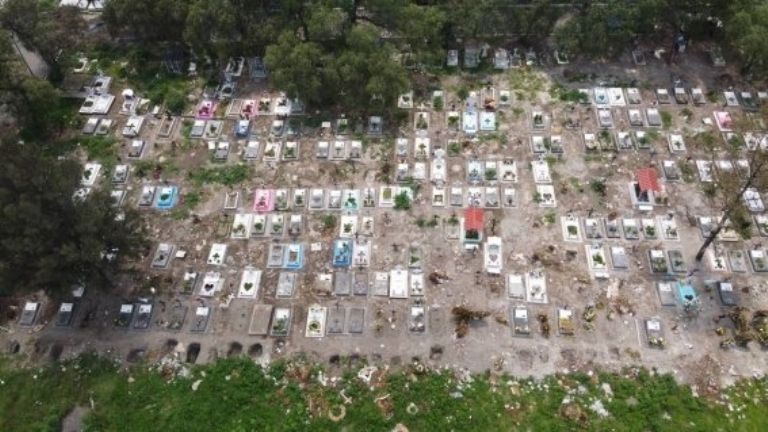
188 164 250 186
170 190 203 219
74 136 119 168
660 110 673 129
1 356 767 431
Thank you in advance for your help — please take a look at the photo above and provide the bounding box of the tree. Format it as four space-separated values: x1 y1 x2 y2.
264 32 328 105
0 32 69 139
726 1 768 75
0 142 147 296
0 0 85 80
103 0 190 43
694 110 768 262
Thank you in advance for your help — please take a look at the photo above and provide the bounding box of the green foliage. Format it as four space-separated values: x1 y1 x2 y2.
170 190 202 219
76 136 119 167
727 2 768 74
484 168 497 181
1 355 768 431
415 215 439 228
590 179 607 197
266 24 408 116
448 141 462 156
322 214 336 230
556 87 589 104
660 110 673 129
432 95 444 111
188 164 250 186
394 191 411 210
457 86 469 101
0 142 147 295
544 211 556 224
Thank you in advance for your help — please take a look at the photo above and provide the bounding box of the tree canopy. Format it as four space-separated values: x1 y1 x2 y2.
0 141 147 297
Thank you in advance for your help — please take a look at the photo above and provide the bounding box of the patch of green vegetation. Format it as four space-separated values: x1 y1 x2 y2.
1 356 766 431
133 160 178 179
551 84 589 103
456 86 469 101
508 67 545 99
432 95 443 111
322 214 336 230
678 161 696 183
701 182 717 198
188 164 250 186
583 153 606 163
569 177 585 193
544 211 557 224
75 136 119 167
660 110 673 129
170 190 202 220
394 191 411 210
415 215 439 228
448 141 462 156
590 178 606 197
544 155 559 167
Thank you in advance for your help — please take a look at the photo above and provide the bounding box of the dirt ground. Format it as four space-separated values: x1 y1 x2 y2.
2 46 768 392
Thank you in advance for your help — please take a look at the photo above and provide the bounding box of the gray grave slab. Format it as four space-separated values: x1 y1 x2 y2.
507 275 525 300
510 306 531 336
19 302 40 326
267 244 285 268
348 308 365 334
408 306 427 333
277 272 296 298
657 282 676 306
729 250 748 273
270 307 292 336
604 219 621 238
115 304 134 327
164 304 188 331
55 303 74 327
132 303 153 330
353 272 369 295
718 282 738 306
668 250 686 273
610 248 628 269
750 251 768 272
190 307 211 333
248 304 273 335
152 244 174 268
373 274 389 296
645 319 664 343
327 307 346 334
334 272 352 295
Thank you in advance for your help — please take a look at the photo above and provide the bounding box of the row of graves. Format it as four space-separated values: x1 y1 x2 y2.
394 84 766 143
445 44 568 70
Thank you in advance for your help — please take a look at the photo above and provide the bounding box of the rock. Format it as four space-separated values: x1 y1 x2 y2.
191 379 202 391
601 383 613 398
590 399 610 418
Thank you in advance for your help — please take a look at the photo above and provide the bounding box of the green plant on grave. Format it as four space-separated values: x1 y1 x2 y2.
394 191 411 210
592 254 605 266
433 96 444 111
322 214 336 230
645 225 656 237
